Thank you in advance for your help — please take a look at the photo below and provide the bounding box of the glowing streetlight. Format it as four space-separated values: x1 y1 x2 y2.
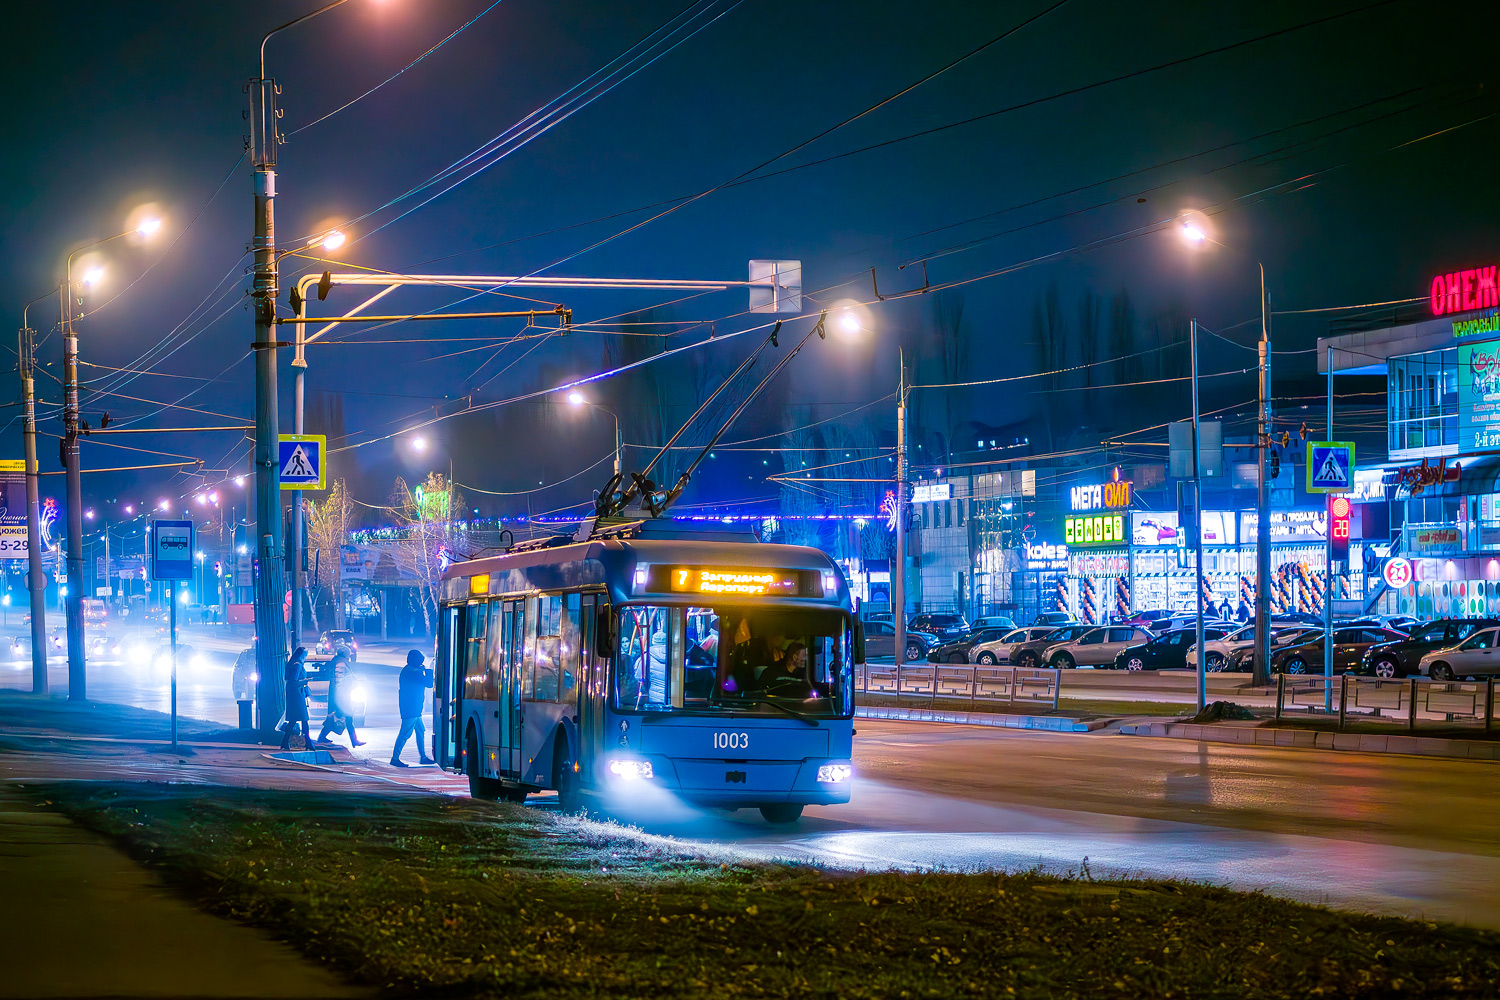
124 504 134 515
1181 223 1207 244
410 435 428 453
233 476 245 487
81 266 105 288
136 218 162 236
84 509 95 521
320 229 347 252
567 391 585 406
158 499 172 512
839 311 861 336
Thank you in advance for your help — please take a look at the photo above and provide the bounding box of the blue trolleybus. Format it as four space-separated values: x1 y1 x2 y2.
433 519 858 823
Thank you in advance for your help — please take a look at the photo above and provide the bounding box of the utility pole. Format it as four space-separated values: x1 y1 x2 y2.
60 282 86 700
1191 320 1206 712
290 363 304 650
249 69 288 731
18 320 48 693
1252 265 1273 687
893 352 908 673
1323 355 1334 706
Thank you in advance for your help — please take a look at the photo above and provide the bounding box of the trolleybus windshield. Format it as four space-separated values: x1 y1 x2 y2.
614 605 852 717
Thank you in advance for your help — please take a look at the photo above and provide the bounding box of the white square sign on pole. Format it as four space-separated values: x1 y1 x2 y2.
151 520 194 582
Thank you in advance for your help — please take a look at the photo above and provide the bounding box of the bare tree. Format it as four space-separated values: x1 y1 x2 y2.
390 473 466 637
304 479 353 630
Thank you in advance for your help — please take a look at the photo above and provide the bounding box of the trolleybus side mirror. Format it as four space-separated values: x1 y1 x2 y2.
595 605 614 658
853 619 866 665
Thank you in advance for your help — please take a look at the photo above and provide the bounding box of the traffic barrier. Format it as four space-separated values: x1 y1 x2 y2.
858 662 1061 712
1273 672 1496 732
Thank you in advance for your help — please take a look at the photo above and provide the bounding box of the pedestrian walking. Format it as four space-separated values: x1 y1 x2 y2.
1236 599 1251 622
315 651 366 748
279 646 311 750
391 649 435 767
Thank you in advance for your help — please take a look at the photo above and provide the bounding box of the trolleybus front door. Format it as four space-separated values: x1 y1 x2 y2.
437 604 462 769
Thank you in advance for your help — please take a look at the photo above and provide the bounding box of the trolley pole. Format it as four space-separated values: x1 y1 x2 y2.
18 321 48 693
893 352 908 671
249 72 288 732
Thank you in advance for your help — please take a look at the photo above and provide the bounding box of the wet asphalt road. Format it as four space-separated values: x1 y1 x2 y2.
6 622 1500 926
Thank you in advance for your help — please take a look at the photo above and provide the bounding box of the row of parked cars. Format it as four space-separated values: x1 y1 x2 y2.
861 608 1500 678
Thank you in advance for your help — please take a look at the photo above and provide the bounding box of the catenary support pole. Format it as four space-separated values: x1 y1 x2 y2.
1191 319 1206 712
893 352 908 675
19 324 48 693
1252 264 1274 687
249 75 289 732
61 285 85 699
1324 354 1335 709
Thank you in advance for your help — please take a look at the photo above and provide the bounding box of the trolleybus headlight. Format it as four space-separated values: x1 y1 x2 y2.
817 763 853 783
607 758 654 781
351 684 368 704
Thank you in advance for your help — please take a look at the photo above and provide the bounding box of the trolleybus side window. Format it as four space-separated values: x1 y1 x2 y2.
520 596 540 699
535 594 562 701
559 593 582 699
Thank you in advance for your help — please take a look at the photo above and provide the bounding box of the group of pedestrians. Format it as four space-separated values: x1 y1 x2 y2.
279 646 434 767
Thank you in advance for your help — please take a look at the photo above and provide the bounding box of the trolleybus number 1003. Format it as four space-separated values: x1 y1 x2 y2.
713 732 750 750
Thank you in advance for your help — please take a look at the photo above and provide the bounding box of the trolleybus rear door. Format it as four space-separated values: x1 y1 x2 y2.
500 599 525 777
437 604 462 769
577 595 605 783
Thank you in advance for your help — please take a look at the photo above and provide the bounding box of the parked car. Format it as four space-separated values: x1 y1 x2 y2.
1120 609 1177 627
1146 614 1236 634
1189 624 1313 671
1270 627 1408 675
1418 626 1500 680
969 626 1059 664
1032 611 1075 627
1007 624 1095 668
1222 628 1323 671
862 620 939 662
927 626 1013 663
316 629 358 662
971 615 1017 632
1352 618 1495 678
1114 625 1235 671
907 612 970 641
1043 625 1156 669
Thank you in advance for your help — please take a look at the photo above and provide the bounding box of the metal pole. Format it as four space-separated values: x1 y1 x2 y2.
291 365 304 649
1191 319 1205 712
1323 351 1334 708
169 580 178 749
61 283 86 700
19 325 48 693
1252 263 1273 687
613 412 621 477
893 351 908 672
250 75 289 733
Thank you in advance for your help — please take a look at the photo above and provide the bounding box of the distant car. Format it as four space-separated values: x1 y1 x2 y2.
1043 625 1155 669
1355 618 1498 678
861 620 938 662
1270 627 1407 675
1031 611 1075 627
1007 624 1095 668
1121 609 1177 627
927 626 1012 663
907 613 970 641
1340 614 1418 635
968 626 1059 664
316 629 358 662
231 647 258 701
1189 625 1313 671
305 658 367 726
970 615 1017 632
1113 625 1234 671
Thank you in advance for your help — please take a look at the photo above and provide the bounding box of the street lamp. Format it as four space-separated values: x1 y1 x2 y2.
1179 216 1274 687
566 392 622 476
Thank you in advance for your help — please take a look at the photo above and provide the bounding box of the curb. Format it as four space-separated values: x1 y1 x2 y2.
856 705 1103 732
1119 721 1500 761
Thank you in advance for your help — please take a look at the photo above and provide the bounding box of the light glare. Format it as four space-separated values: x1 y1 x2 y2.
1182 224 1207 243
567 391 585 406
136 218 162 236
321 230 347 251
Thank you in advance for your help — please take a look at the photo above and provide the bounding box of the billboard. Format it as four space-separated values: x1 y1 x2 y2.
1458 338 1500 451
0 460 25 560
1131 512 1182 547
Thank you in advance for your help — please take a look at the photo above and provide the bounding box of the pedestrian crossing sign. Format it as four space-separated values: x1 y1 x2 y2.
278 434 326 490
1306 440 1354 494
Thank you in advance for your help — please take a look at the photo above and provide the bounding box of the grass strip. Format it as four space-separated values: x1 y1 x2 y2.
31 781 1500 998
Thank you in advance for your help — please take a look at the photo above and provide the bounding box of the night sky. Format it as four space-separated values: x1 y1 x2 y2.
4 0 1499 527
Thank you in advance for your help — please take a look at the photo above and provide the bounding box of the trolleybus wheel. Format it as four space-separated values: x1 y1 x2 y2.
759 803 804 824
466 729 500 801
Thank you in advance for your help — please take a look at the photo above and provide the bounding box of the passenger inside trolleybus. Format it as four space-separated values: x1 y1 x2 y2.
614 605 853 717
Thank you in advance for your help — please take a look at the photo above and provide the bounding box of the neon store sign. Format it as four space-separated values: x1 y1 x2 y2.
1430 263 1500 317
1068 480 1132 511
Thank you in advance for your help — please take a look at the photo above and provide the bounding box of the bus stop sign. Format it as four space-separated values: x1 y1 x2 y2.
151 520 194 582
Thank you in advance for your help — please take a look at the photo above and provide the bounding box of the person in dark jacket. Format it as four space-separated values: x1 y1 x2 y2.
315 651 365 748
280 646 311 749
391 649 435 767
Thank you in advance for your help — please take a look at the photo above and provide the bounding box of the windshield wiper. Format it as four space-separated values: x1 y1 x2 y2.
738 696 819 725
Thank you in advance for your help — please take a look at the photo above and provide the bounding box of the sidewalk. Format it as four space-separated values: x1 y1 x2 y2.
0 787 366 998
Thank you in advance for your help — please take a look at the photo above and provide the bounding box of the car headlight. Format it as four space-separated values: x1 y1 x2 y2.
351 684 367 703
190 655 206 670
817 763 853 783
607 758 653 780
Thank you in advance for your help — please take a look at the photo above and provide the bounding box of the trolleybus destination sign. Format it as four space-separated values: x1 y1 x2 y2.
660 566 801 597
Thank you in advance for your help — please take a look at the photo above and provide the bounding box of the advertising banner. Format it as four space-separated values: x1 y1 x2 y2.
0 459 25 560
1131 512 1182 547
1458 338 1500 451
